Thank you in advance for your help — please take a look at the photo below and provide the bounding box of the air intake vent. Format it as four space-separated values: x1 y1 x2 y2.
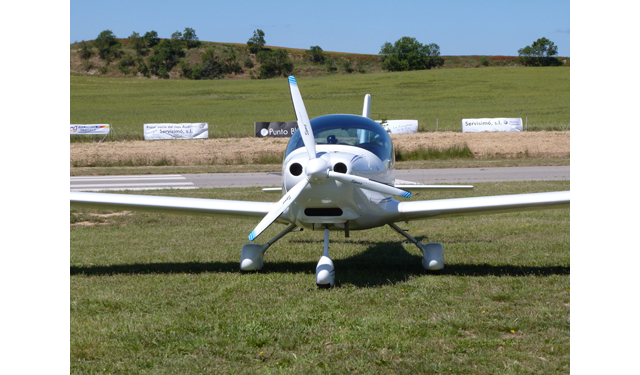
289 163 303 176
333 162 347 174
304 208 343 217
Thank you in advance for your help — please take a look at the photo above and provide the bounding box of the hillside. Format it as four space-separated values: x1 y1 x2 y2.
70 39 570 80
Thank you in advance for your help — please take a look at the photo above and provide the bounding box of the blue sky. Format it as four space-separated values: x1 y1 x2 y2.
70 0 570 56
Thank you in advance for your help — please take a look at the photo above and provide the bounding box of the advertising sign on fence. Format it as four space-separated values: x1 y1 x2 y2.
254 122 298 137
144 123 209 140
462 118 523 133
375 120 419 134
70 124 111 135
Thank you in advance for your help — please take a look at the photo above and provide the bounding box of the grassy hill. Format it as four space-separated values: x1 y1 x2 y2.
70 39 570 80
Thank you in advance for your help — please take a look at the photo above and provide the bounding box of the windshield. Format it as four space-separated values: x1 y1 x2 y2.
285 114 394 162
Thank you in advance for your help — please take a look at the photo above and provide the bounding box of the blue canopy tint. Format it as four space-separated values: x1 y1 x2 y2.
285 114 394 162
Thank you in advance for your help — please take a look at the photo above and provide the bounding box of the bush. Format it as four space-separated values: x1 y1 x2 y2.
146 39 185 76
305 46 325 63
257 49 293 79
137 62 149 77
157 66 169 79
244 57 254 69
191 65 202 80
79 41 93 60
325 57 337 72
200 59 225 79
118 55 135 74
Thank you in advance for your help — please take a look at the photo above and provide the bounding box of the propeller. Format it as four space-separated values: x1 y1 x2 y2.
248 76 411 241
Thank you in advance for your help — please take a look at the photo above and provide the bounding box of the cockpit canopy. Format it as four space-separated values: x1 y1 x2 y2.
285 114 394 163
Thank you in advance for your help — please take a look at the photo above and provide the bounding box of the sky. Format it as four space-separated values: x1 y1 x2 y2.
70 0 570 57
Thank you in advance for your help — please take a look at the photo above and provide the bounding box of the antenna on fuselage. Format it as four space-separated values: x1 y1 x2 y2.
362 94 371 118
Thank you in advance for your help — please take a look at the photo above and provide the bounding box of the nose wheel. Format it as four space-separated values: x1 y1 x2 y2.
316 226 335 288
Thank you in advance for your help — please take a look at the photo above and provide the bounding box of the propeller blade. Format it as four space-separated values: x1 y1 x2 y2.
248 179 309 241
288 76 316 159
327 171 412 198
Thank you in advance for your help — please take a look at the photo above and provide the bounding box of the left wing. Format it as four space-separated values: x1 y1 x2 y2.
70 192 274 219
393 191 569 222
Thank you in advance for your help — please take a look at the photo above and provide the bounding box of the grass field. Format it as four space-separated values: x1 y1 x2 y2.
70 66 569 140
71 180 570 373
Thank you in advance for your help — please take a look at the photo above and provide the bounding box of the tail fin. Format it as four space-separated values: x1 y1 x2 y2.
362 94 371 118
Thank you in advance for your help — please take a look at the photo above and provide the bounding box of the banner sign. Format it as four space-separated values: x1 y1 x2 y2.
462 118 522 133
70 124 111 135
144 123 208 140
254 122 298 137
375 120 418 134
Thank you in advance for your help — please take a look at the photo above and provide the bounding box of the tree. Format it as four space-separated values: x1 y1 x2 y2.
518 37 562 66
181 27 201 49
257 49 293 79
93 30 122 63
171 30 183 41
146 39 185 78
128 32 147 56
247 29 266 54
305 46 325 63
78 41 93 60
379 37 443 71
143 31 160 48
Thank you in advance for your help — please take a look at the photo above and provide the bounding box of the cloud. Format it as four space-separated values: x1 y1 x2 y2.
556 29 570 34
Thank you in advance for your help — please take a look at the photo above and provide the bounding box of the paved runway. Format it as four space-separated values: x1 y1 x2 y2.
70 166 569 191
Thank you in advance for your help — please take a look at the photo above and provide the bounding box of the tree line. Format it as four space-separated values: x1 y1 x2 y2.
77 28 564 79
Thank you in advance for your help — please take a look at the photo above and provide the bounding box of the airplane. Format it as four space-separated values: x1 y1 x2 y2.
70 76 570 288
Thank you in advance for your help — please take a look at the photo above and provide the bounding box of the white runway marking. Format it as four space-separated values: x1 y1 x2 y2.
70 175 194 191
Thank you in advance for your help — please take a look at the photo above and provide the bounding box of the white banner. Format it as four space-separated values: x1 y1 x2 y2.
375 120 418 134
70 124 111 135
144 123 208 140
462 118 522 133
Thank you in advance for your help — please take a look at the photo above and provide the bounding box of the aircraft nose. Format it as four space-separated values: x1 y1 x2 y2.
305 157 329 184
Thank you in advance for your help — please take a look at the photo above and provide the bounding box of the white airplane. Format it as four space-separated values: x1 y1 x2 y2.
70 76 570 288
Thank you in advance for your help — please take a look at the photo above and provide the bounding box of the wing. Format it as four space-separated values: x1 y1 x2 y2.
394 191 569 222
70 192 274 219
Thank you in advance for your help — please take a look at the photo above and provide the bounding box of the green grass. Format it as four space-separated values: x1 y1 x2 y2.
71 181 569 373
70 66 569 140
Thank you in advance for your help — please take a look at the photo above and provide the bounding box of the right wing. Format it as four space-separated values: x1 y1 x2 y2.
70 192 274 219
395 191 569 222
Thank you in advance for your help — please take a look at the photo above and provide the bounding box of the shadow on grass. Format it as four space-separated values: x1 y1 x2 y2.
71 241 569 287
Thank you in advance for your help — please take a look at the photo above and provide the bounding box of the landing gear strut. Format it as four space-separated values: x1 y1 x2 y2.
316 226 335 288
240 224 297 271
388 223 444 271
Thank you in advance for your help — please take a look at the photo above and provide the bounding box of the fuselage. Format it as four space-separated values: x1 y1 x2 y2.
279 114 400 231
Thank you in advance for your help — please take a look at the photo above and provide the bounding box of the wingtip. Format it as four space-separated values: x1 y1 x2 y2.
248 231 256 241
402 191 412 198
288 76 297 85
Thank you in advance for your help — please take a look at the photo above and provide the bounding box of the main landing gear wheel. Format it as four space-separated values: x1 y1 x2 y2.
240 224 296 272
388 223 444 271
